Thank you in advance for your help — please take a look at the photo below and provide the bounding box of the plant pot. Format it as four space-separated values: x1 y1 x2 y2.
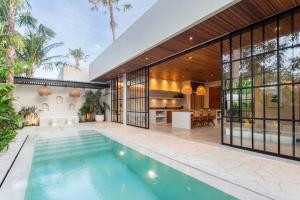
95 115 105 122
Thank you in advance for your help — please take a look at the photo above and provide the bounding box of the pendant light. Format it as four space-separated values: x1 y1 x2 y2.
181 82 192 95
69 88 81 98
196 85 206 96
38 85 52 96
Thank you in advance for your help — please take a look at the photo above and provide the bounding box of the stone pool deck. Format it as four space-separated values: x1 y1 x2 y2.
0 122 300 200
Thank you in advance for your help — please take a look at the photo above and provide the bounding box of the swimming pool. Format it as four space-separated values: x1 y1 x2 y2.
25 131 237 200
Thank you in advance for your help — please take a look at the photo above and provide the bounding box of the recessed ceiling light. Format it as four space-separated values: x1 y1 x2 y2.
145 57 149 61
189 36 193 41
188 56 192 60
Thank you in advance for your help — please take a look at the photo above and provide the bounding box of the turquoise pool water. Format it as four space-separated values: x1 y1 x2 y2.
25 131 237 200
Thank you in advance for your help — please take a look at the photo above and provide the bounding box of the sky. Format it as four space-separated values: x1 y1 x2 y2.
30 0 157 78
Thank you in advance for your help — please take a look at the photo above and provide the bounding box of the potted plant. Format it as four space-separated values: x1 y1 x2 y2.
78 90 110 122
18 106 40 126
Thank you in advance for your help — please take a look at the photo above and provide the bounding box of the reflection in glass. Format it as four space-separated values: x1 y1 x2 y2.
254 88 264 119
264 52 277 85
232 122 241 146
280 121 293 156
280 48 293 84
253 120 264 151
253 25 264 55
241 30 251 58
264 20 277 52
293 10 300 45
280 85 292 120
253 55 264 86
279 14 292 48
232 34 240 60
222 38 230 63
265 120 278 153
265 86 278 119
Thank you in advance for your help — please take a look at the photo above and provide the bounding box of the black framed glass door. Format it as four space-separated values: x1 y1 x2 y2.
221 7 300 160
126 67 149 128
111 77 123 123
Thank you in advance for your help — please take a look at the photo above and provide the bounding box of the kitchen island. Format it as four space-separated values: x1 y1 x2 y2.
172 111 192 129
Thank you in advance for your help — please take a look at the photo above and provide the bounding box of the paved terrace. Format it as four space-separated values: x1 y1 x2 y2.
1 122 300 200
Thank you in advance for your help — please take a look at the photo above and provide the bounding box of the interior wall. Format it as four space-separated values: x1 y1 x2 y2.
204 81 221 108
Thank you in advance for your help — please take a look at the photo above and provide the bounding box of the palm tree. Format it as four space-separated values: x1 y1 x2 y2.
68 48 89 68
19 32 66 77
1 0 33 84
89 0 132 41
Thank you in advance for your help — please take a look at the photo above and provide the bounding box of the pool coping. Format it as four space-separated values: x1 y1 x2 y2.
1 124 300 200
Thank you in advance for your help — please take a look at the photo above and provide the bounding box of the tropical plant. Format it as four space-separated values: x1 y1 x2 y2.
68 48 89 68
18 105 39 126
0 83 21 151
79 90 110 121
0 0 35 85
18 31 66 77
89 0 132 41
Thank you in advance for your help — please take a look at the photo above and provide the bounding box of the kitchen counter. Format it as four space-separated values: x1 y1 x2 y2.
172 111 192 129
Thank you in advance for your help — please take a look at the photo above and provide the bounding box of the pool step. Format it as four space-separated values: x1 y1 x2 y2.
36 134 104 146
33 143 111 163
35 140 111 157
35 137 109 152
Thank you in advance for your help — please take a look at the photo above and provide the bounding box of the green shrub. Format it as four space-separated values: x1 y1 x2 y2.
0 83 21 151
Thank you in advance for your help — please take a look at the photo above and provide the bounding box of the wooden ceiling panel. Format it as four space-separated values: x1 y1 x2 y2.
94 0 300 81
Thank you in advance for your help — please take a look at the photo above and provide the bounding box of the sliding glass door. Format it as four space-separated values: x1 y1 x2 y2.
126 67 149 128
221 7 300 160
111 77 123 123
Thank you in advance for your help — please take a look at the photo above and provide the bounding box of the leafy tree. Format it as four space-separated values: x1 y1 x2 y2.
18 31 66 77
89 0 132 41
68 48 89 69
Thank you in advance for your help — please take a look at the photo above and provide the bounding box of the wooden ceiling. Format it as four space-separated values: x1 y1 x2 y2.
94 0 300 81
150 42 220 82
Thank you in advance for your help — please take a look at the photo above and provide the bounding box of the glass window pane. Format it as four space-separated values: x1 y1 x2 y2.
293 9 300 45
223 63 230 90
232 61 240 89
280 85 293 120
264 52 278 85
280 121 293 156
253 55 264 86
223 120 231 144
240 59 252 88
295 124 300 158
222 38 230 63
295 85 300 121
279 14 292 48
280 48 293 84
265 120 278 153
241 30 251 58
232 34 240 60
253 120 264 151
254 87 264 119
293 47 300 82
232 121 241 146
242 119 252 148
265 20 277 52
265 86 278 119
253 25 264 55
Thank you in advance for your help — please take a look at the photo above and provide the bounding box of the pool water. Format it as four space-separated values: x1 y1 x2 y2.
25 131 237 200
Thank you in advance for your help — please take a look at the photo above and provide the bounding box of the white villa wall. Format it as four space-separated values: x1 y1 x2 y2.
89 0 239 81
13 84 91 126
58 67 90 82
